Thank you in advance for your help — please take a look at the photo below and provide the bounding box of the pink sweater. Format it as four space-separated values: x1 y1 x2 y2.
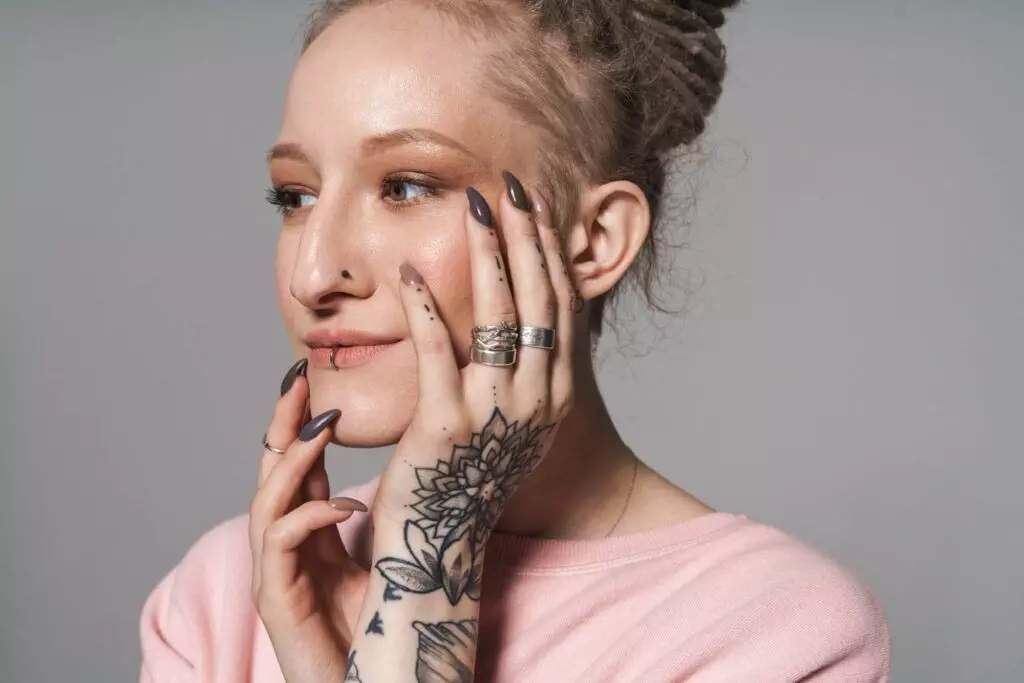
140 477 890 682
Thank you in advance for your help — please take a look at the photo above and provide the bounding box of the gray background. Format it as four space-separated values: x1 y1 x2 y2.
2 0 1022 681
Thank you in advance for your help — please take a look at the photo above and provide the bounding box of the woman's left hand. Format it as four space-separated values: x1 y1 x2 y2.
371 175 577 605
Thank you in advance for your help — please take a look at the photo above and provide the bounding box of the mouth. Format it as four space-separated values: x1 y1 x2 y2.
307 341 401 369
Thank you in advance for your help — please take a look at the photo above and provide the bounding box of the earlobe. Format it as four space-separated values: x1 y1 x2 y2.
566 181 651 301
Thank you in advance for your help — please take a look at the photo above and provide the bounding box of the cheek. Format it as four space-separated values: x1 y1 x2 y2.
274 233 300 331
413 233 474 351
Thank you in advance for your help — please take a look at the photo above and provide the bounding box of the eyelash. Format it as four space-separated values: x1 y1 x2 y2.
265 175 440 217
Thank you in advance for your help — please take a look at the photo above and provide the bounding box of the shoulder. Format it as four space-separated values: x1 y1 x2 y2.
676 516 892 680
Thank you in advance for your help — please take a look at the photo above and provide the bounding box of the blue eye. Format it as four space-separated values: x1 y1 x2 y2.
382 176 435 204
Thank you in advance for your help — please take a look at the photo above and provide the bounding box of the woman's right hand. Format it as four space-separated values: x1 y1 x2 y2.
248 360 371 683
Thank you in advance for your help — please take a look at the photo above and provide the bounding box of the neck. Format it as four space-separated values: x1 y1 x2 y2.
495 359 640 540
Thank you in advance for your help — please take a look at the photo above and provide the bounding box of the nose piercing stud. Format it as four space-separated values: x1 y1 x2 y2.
341 270 352 279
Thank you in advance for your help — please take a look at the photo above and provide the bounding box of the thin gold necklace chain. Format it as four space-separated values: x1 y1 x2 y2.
604 455 640 538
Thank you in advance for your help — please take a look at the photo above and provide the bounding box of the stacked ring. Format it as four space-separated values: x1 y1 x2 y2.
471 321 519 366
470 347 517 366
518 325 555 350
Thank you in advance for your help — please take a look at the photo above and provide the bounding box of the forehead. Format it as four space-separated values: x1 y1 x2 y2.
280 2 513 159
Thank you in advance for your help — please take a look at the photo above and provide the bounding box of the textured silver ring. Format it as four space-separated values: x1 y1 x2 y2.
472 321 519 352
470 346 517 367
262 432 287 455
517 325 556 350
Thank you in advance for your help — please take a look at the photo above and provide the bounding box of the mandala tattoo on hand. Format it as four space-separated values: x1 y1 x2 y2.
375 407 554 604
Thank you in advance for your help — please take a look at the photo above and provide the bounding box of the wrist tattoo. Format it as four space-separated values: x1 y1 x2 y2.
376 407 554 604
413 619 478 683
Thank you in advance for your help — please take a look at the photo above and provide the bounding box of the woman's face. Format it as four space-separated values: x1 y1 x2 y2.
269 2 543 446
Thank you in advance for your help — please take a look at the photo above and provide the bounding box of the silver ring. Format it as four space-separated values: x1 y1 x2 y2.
472 322 519 352
518 325 555 350
329 345 340 371
470 346 517 367
262 432 287 455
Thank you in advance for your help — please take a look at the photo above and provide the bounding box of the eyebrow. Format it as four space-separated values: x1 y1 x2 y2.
265 142 311 165
265 128 484 167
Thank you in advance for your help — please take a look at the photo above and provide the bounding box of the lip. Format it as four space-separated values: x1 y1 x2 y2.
303 329 403 370
307 342 400 369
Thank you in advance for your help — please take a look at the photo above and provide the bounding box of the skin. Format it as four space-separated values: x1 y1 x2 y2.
254 2 714 679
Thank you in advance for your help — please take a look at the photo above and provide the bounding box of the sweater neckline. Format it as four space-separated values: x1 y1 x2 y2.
484 511 748 572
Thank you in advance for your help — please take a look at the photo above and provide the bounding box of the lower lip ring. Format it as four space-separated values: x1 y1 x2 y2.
309 342 398 369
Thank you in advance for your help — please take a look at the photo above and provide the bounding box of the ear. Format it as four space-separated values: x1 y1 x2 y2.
564 180 651 301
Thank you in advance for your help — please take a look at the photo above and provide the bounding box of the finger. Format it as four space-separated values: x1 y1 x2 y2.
531 189 575 408
398 263 461 400
302 451 330 502
466 186 518 376
250 409 340 561
259 358 310 487
498 171 557 380
259 498 366 600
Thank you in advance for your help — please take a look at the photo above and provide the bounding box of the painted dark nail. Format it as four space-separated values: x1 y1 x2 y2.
279 358 309 396
501 170 531 212
530 189 551 225
399 262 424 286
466 187 493 227
299 409 341 442
329 496 368 512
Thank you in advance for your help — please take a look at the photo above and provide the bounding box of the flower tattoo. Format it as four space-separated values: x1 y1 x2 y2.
375 407 554 604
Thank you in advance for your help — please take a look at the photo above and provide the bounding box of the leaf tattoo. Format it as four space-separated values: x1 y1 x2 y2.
344 650 363 682
383 583 403 602
413 619 478 683
375 408 554 604
365 611 384 636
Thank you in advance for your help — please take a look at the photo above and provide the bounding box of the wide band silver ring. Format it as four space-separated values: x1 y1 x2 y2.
517 325 556 350
472 321 519 352
262 432 287 455
470 346 517 367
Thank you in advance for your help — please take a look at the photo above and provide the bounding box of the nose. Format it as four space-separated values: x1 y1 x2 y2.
288 196 375 311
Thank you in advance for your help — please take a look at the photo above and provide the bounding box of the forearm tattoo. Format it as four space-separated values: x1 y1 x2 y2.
413 619 478 683
344 650 363 682
375 407 554 604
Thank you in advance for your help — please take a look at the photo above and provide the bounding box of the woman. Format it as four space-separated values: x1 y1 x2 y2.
140 0 891 681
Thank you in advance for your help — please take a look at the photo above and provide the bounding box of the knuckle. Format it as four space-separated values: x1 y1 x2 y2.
553 386 575 418
541 292 558 317
417 332 448 355
262 522 288 551
495 305 518 324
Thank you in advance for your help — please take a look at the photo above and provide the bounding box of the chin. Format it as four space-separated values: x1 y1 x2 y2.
305 352 419 448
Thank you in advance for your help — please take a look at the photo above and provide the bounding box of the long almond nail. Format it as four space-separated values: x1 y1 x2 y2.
399 262 424 286
279 358 309 396
466 187 493 227
329 497 368 513
501 170 531 212
530 189 551 226
299 409 341 442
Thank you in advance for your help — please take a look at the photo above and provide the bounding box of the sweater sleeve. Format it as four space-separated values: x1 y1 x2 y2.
139 515 255 683
718 556 891 683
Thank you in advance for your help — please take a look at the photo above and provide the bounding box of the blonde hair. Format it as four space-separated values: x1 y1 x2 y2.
303 0 739 333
